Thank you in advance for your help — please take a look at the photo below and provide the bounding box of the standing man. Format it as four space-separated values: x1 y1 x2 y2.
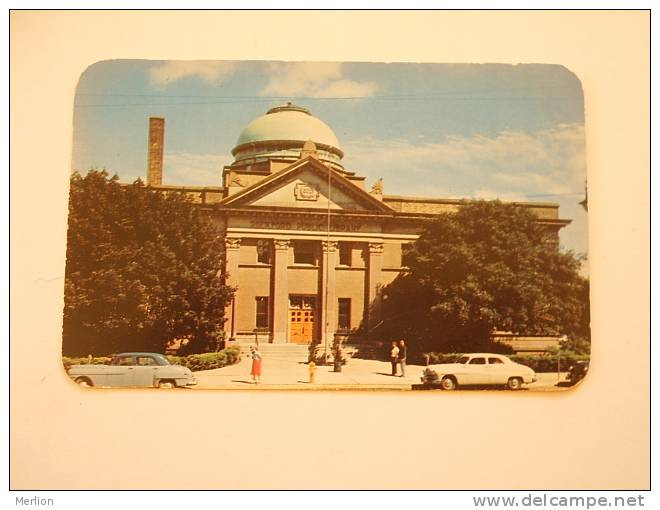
390 341 400 376
398 339 407 377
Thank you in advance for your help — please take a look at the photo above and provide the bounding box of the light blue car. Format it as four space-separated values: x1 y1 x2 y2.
67 352 197 388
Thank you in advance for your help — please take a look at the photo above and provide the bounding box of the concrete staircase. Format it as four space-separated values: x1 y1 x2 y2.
235 343 310 362
232 342 386 363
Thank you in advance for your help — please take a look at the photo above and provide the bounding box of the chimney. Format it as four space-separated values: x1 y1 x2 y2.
147 117 165 185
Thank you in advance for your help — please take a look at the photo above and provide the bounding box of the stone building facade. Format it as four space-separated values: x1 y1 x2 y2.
146 104 570 351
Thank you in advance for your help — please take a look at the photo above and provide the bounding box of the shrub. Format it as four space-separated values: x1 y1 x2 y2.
62 347 241 372
421 368 440 385
420 352 462 365
167 348 240 371
510 354 590 373
421 352 590 372
167 347 241 371
62 356 112 370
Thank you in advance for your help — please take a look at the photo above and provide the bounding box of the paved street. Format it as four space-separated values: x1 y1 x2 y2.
190 353 567 391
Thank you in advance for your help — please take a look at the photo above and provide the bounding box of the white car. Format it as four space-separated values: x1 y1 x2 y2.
425 353 537 390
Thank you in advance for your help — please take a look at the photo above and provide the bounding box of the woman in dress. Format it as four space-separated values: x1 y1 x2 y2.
250 345 262 384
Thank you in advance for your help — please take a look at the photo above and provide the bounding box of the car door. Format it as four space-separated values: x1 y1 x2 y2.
111 355 137 387
134 355 159 387
487 357 509 384
463 356 488 385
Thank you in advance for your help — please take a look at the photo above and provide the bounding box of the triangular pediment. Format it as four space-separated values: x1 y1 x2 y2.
219 157 393 213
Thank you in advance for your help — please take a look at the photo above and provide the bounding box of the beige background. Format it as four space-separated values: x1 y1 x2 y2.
10 11 650 489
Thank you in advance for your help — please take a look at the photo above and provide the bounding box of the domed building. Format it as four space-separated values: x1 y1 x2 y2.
145 104 570 353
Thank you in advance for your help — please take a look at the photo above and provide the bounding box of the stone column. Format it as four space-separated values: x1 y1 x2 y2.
271 239 290 343
366 242 384 337
320 240 339 350
224 237 241 340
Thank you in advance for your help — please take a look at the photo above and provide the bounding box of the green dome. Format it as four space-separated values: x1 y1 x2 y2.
235 103 341 150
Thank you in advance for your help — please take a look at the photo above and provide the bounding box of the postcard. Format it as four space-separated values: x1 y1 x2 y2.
63 60 590 392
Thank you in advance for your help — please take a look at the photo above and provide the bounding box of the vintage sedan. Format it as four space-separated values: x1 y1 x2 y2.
67 352 197 388
425 353 537 390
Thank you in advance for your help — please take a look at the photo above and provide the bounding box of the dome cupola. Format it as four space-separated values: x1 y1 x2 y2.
231 102 344 171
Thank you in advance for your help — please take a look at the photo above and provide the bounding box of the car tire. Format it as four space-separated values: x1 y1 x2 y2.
75 377 92 387
440 376 457 390
157 380 176 389
507 377 523 390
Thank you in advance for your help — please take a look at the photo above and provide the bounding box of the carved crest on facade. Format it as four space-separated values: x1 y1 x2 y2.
294 182 320 202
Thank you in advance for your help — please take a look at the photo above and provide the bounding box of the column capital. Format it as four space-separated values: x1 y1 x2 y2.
273 239 291 251
322 240 339 252
225 237 242 250
368 242 384 254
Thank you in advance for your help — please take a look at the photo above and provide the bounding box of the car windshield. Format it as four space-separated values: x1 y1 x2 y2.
455 355 470 364
151 354 170 366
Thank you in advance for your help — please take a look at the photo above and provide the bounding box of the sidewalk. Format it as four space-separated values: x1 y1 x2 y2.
189 355 566 391
191 355 420 389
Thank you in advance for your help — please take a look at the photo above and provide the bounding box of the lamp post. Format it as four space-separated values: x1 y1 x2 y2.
558 334 568 381
324 161 332 364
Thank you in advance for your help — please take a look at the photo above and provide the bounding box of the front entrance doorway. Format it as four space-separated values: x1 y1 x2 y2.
289 295 316 344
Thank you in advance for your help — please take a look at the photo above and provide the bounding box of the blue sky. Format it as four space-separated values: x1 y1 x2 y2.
72 60 588 263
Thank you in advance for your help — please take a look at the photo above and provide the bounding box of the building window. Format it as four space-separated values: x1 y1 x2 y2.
339 242 352 266
401 242 412 267
255 296 269 329
293 240 318 265
256 239 271 264
338 298 351 331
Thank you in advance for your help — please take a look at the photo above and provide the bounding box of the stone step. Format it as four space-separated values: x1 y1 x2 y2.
233 343 311 359
235 344 310 351
231 343 385 361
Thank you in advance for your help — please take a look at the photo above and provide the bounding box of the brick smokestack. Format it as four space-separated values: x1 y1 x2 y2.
147 117 165 185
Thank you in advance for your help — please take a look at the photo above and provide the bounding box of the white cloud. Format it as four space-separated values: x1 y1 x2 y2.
342 123 586 200
149 61 237 88
342 124 588 261
310 79 377 98
164 152 233 186
260 62 377 98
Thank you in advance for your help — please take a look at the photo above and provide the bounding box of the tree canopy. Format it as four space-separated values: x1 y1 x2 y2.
62 170 234 356
380 201 590 354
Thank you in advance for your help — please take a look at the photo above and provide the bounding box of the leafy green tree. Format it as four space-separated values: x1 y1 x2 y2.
380 201 590 354
62 170 234 356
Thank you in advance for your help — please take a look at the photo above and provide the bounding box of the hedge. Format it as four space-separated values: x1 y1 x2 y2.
510 354 590 373
62 347 241 372
62 356 112 370
167 347 241 371
422 352 590 373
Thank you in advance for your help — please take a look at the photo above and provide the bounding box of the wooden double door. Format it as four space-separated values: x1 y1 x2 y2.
289 295 316 344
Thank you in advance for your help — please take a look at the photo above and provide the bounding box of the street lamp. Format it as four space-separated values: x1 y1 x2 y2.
558 334 568 381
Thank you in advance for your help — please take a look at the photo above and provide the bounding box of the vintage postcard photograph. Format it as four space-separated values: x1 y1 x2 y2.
63 60 590 391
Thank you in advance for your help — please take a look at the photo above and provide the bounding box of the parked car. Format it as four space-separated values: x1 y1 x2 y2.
67 352 197 388
422 353 536 390
566 360 589 386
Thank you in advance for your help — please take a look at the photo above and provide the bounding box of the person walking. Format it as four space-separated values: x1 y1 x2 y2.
250 345 262 384
390 341 400 376
398 339 407 377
